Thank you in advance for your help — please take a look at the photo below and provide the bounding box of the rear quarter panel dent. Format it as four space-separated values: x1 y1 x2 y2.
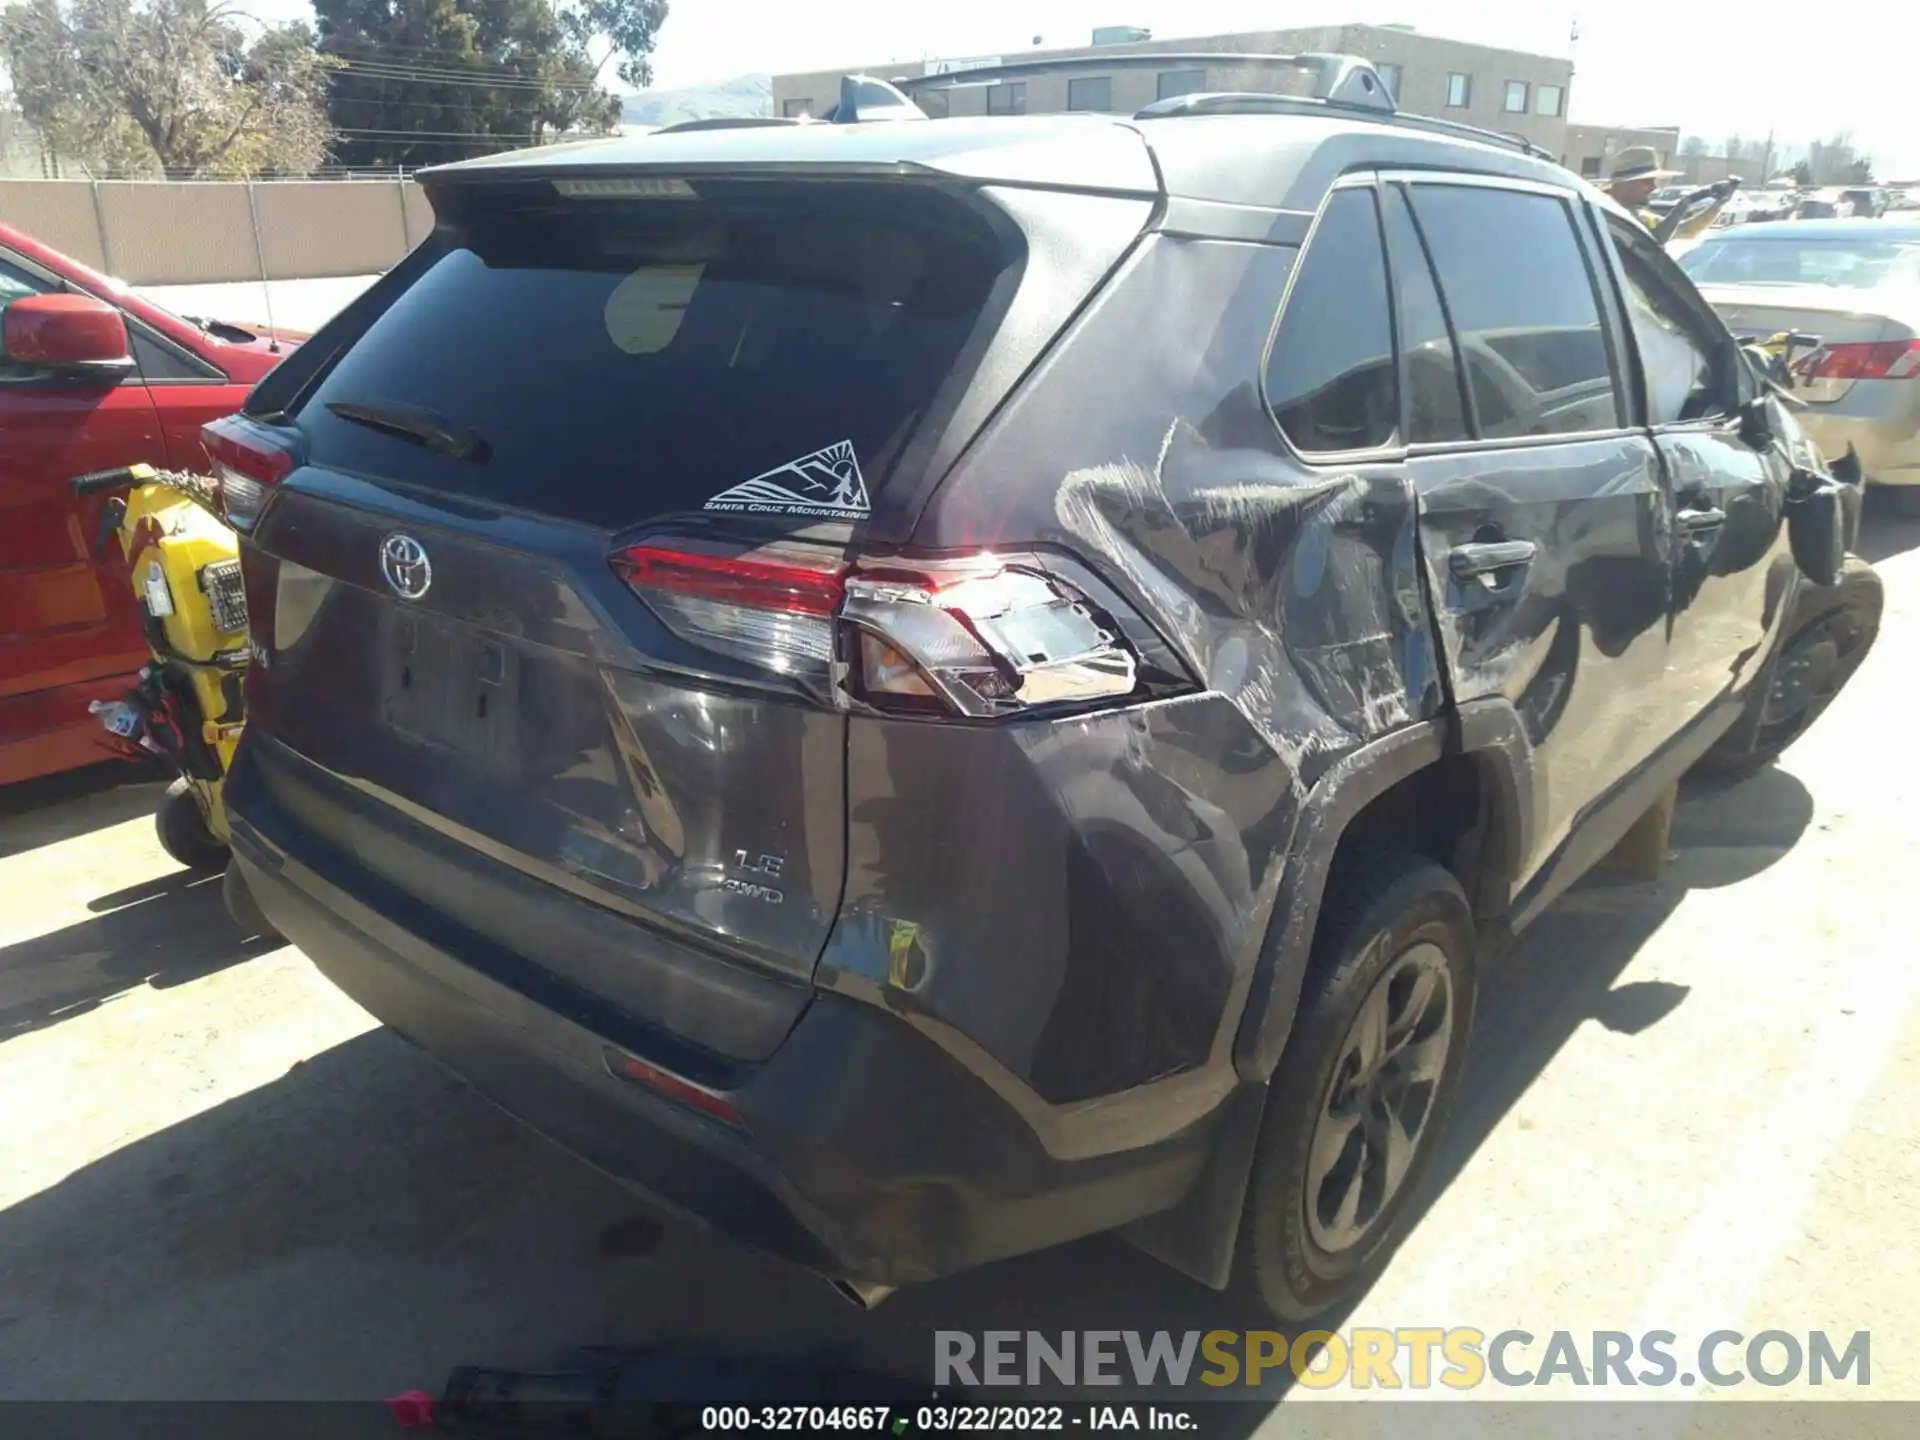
850 235 1447 1125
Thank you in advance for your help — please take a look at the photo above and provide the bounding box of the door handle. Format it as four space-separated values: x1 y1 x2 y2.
1450 539 1537 579
1677 505 1727 535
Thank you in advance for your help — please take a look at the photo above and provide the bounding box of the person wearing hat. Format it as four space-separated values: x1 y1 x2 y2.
1606 145 1735 242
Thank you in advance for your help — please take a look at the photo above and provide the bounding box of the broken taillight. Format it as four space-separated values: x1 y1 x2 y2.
201 414 295 532
840 558 1139 716
1794 339 1920 382
610 538 1154 718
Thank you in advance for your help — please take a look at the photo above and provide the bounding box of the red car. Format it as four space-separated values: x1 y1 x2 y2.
0 221 299 787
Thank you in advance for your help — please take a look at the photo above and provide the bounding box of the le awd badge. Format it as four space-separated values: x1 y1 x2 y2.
704 440 871 520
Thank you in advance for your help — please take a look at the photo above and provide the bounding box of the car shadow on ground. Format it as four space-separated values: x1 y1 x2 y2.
0 866 279 1043
0 762 168 860
0 767 1812 1417
1855 488 1920 563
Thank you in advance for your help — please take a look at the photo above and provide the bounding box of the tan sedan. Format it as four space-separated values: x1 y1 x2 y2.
1678 219 1920 513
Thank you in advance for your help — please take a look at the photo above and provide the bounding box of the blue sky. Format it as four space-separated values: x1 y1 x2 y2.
255 0 1920 179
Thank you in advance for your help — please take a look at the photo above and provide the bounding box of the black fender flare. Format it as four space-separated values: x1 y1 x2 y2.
1121 704 1533 1291
1232 698 1533 1082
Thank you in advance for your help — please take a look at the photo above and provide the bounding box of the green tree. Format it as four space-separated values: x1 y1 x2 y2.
314 0 663 168
0 0 336 176
1790 159 1813 187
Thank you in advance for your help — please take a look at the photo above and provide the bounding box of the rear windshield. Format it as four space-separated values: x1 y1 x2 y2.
294 183 1010 529
1679 237 1920 290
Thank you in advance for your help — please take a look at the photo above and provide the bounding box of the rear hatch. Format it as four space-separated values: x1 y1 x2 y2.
234 175 1027 1058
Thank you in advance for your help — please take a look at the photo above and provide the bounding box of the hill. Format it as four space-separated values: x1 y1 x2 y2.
620 75 772 127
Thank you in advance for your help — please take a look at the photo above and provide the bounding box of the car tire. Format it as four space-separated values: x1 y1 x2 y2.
222 859 280 941
156 776 230 873
1696 559 1881 777
1240 853 1477 1322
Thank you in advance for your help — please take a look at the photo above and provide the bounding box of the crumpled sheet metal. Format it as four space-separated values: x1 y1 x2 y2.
917 234 1443 786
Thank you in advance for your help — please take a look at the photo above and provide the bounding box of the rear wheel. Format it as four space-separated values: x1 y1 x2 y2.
1240 854 1476 1322
156 777 229 873
1697 562 1881 776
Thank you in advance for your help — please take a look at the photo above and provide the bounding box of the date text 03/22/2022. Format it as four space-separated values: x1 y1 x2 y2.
699 1406 1196 1432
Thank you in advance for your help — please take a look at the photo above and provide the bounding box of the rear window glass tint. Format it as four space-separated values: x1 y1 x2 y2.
1265 188 1398 454
295 186 1009 529
1408 185 1621 439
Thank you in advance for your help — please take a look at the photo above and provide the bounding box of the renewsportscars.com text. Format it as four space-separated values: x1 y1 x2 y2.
933 1329 1871 1390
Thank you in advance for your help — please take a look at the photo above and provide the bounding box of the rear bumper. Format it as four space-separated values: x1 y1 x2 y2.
229 741 1218 1287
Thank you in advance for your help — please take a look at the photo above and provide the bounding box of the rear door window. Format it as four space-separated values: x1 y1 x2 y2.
1407 184 1623 439
1264 187 1398 454
293 184 1010 530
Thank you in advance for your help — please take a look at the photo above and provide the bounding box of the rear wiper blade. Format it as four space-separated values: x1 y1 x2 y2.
325 400 491 462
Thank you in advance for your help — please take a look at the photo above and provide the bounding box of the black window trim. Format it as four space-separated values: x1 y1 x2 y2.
1380 169 1643 457
1256 172 1407 468
1381 178 1480 445
0 242 228 386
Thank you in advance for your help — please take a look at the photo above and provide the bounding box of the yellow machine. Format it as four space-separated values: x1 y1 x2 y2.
72 463 249 871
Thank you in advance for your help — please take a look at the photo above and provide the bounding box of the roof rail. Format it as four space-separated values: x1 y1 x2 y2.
1134 89 1556 161
892 51 1394 115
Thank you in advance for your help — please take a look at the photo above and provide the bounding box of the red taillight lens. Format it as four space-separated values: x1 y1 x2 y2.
615 540 846 616
1794 339 1920 382
610 538 1157 719
201 414 294 532
611 538 847 681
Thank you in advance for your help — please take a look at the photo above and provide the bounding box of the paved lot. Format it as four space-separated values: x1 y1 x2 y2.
3 499 1918 1426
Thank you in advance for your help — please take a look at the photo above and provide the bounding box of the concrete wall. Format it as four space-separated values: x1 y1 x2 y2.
774 23 1576 153
0 178 430 285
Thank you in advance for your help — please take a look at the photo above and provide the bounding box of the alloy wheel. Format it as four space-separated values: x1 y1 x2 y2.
1304 942 1455 1255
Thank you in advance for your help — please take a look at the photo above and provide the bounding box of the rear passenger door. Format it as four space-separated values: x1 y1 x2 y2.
1384 174 1675 893
1596 215 1794 716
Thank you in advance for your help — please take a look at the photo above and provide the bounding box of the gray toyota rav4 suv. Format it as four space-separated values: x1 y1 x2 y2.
216 58 1880 1320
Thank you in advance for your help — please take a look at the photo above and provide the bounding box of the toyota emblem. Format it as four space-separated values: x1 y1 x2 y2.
380 533 432 601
